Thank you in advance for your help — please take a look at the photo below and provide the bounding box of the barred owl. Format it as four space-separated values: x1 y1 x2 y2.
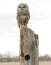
17 3 30 27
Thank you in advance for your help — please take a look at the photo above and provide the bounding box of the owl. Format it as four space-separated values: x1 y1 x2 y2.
17 3 30 28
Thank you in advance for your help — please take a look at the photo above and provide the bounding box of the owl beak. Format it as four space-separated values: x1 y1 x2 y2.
21 8 23 10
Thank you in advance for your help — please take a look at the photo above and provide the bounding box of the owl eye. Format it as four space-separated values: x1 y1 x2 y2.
23 6 26 8
19 6 21 8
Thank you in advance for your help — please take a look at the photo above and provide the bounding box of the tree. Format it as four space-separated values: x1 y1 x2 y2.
44 54 50 58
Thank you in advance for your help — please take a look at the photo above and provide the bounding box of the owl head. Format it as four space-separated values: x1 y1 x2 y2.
17 3 29 15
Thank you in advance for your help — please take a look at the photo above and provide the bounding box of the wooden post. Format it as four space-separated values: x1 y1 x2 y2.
19 25 39 65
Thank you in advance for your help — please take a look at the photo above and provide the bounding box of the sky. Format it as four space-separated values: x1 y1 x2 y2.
0 0 51 56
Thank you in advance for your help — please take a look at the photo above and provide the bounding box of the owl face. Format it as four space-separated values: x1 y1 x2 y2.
17 3 29 15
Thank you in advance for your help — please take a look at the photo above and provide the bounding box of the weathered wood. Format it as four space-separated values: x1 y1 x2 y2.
20 25 39 65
